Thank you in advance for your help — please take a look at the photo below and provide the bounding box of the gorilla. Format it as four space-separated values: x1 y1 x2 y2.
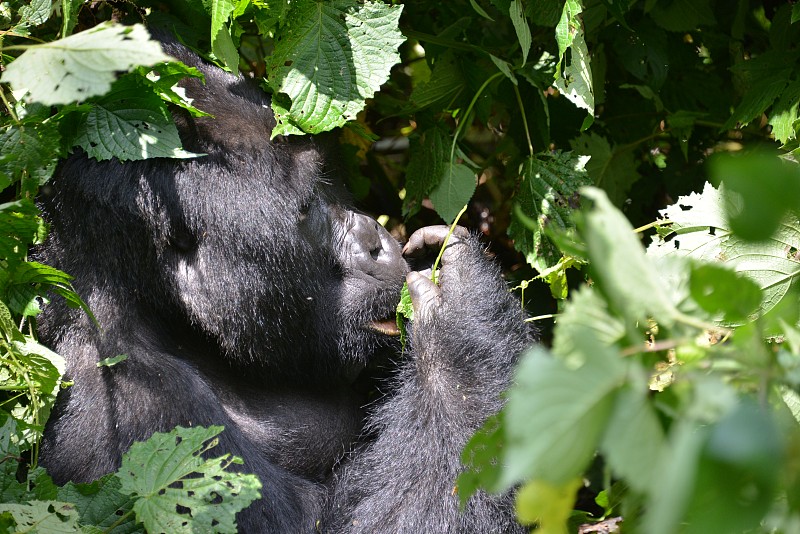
37 39 534 533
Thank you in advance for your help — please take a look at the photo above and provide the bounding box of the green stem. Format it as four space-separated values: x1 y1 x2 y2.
431 204 469 285
513 83 534 157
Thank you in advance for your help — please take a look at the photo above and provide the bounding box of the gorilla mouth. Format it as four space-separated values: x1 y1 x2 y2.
366 318 401 337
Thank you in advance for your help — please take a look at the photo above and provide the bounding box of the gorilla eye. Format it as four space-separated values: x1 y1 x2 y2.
298 200 313 222
169 228 197 253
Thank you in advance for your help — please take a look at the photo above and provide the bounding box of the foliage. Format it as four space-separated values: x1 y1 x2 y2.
0 422 260 533
2 0 800 532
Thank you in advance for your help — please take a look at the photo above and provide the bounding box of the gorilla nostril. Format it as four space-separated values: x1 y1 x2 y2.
370 246 381 261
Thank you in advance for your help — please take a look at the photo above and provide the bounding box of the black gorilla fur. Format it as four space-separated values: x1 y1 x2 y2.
37 41 534 533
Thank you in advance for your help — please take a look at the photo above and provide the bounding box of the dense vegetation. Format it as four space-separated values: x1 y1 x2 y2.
2 0 800 531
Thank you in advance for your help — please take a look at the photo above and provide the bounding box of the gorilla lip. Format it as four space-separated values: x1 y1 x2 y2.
367 318 401 337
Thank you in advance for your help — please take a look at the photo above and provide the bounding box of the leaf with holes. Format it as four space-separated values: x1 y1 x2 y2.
118 426 261 534
1 23 170 105
74 77 200 161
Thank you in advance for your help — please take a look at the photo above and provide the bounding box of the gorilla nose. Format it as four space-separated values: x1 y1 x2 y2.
344 212 407 278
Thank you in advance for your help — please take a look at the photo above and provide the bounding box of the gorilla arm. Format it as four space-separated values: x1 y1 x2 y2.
326 226 533 534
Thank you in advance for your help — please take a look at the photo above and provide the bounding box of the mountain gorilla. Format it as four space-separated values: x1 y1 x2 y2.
37 38 534 533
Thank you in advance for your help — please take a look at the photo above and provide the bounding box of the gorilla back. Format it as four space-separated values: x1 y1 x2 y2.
37 40 533 533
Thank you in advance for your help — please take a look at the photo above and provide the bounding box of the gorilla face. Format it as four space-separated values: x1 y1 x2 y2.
142 63 409 380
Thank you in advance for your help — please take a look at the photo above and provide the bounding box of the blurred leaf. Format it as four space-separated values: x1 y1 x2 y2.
498 339 626 490
578 187 677 329
710 150 800 241
689 263 762 322
515 478 581 531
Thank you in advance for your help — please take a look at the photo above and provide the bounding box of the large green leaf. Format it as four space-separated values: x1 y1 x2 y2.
73 77 200 161
266 0 404 135
118 426 261 534
1 23 170 105
647 182 800 317
498 338 627 489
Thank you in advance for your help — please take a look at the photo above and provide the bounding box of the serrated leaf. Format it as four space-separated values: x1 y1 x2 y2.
210 0 240 74
570 132 640 206
74 78 200 161
553 28 594 128
508 152 592 274
1 23 171 105
266 0 404 135
58 476 140 534
429 162 476 224
0 199 46 264
409 52 465 111
118 426 261 534
403 125 449 217
723 50 797 130
0 122 62 191
0 501 79 533
458 413 505 505
19 0 52 26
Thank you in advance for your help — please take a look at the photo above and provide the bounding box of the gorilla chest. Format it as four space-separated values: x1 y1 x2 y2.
220 386 365 481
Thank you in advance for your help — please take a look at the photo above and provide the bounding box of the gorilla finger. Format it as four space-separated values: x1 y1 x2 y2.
406 271 442 319
403 225 469 257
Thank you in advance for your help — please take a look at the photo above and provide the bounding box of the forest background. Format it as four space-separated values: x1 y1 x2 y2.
2 0 800 532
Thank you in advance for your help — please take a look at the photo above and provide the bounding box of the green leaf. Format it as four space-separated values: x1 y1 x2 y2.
0 501 79 533
508 152 592 274
509 0 531 66
19 0 52 27
58 476 139 534
600 386 666 494
689 263 762 322
0 199 46 265
498 340 627 490
1 23 171 105
74 77 201 161
409 52 465 111
551 287 625 358
140 63 210 118
458 412 505 505
723 50 797 130
682 400 782 534
768 77 800 145
578 187 677 329
403 125 449 218
710 151 800 241
570 133 640 207
429 162 476 224
649 0 715 31
118 426 261 534
515 478 582 528
0 122 62 192
97 354 129 368
266 0 405 135
647 182 800 318
210 0 240 74
553 22 594 127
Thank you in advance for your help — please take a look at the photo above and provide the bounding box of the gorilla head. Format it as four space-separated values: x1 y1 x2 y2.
44 42 407 385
